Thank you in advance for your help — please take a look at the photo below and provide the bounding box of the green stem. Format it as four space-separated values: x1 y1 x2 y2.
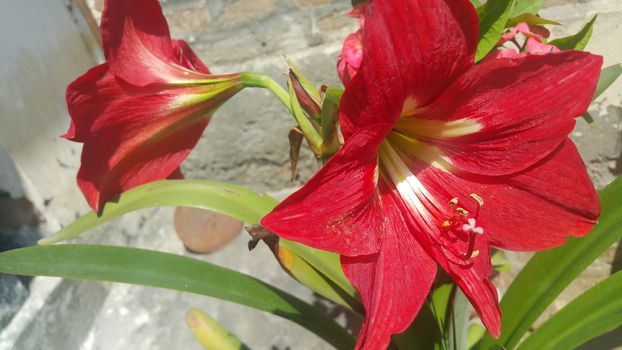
241 72 292 114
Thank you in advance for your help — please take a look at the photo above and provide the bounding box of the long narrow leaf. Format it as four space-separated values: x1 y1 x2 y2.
477 176 622 349
0 245 355 349
39 180 278 244
38 180 358 315
516 271 622 350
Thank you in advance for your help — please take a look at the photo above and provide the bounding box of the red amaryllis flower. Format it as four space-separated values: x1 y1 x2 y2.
65 0 243 212
262 0 602 348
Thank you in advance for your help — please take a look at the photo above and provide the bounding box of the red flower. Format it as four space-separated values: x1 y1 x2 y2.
262 1 602 348
65 0 243 212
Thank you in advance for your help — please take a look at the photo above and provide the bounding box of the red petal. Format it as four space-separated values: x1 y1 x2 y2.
379 158 502 337
172 40 211 74
101 0 207 85
417 140 599 252
65 63 241 211
420 51 602 176
440 240 501 337
489 141 599 249
261 127 392 256
65 64 120 142
342 179 437 350
339 0 478 139
77 114 209 212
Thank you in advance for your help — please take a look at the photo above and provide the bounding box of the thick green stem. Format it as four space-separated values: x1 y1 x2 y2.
241 72 292 114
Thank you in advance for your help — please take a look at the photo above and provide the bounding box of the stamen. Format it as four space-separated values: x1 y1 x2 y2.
438 193 486 261
456 208 469 217
470 193 484 206
448 198 459 207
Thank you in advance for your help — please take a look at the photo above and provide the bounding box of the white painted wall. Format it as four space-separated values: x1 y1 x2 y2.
0 0 99 225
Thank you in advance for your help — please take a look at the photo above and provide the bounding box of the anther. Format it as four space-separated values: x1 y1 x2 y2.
470 193 484 206
456 208 469 217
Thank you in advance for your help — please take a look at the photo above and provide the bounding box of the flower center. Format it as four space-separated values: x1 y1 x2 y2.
376 97 486 265
439 195 485 260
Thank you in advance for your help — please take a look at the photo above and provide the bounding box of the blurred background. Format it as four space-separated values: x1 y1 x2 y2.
0 0 620 349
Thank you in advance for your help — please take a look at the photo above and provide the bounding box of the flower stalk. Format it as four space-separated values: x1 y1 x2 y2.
240 71 292 114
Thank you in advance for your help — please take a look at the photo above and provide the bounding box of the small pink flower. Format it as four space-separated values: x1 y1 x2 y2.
489 22 559 60
337 2 368 85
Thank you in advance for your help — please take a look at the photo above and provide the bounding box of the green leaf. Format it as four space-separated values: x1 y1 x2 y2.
394 281 454 350
476 0 515 62
320 87 342 142
0 245 355 350
37 180 357 317
39 180 279 245
275 242 362 313
592 64 622 101
491 249 512 272
506 13 560 28
581 64 622 126
467 324 486 349
510 0 544 17
549 15 597 50
351 0 365 7
187 308 249 350
516 271 622 350
318 86 343 163
581 111 595 126
280 240 358 305
470 0 482 7
476 176 622 350
447 289 471 350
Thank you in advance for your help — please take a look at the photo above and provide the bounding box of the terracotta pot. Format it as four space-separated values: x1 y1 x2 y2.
173 207 242 253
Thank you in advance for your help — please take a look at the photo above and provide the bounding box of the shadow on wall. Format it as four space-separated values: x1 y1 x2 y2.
0 145 42 329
